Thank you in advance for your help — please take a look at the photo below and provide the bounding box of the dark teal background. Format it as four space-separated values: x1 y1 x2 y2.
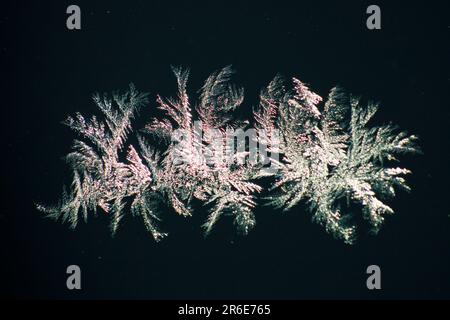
1 0 449 299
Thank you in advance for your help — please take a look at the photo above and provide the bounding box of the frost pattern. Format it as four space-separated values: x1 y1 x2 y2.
256 76 420 244
37 68 419 244
36 85 167 241
144 66 263 235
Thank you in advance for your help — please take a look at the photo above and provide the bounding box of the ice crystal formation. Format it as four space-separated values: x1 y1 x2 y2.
255 76 420 243
37 67 419 244
36 85 168 241
143 66 265 235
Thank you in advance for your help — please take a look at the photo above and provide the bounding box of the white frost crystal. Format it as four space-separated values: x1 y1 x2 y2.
256 76 420 244
37 68 419 244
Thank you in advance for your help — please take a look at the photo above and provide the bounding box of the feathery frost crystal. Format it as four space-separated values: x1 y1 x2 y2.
37 67 419 244
256 76 420 243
